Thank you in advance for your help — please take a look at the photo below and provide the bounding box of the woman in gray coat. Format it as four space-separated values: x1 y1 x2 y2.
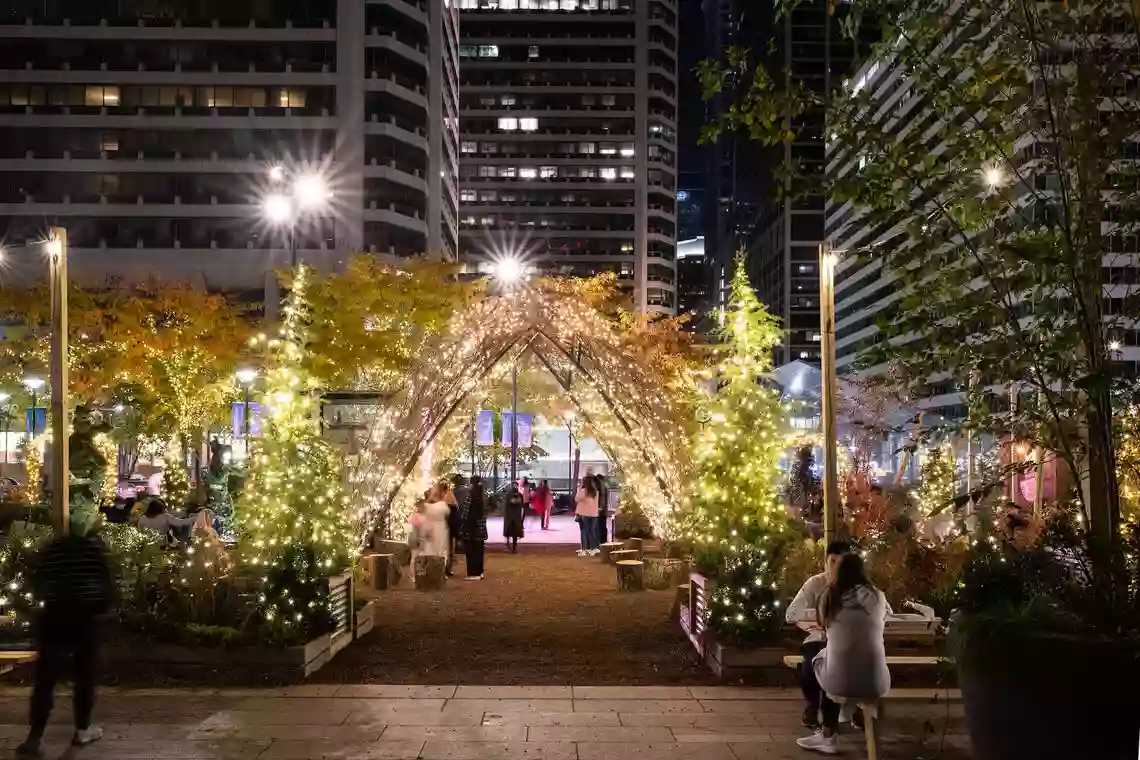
796 553 890 755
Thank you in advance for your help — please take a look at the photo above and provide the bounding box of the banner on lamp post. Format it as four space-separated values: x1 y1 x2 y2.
501 411 514 447
231 402 264 438
475 409 495 446
516 414 533 448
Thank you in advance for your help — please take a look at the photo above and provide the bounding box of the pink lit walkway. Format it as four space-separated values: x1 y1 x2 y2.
485 514 591 546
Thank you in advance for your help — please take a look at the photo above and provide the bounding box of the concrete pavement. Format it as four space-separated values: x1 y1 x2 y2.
0 685 970 759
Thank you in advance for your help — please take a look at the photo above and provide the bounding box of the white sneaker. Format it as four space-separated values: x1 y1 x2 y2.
796 729 838 754
575 549 587 556
465 575 483 581
73 726 104 746
588 549 601 556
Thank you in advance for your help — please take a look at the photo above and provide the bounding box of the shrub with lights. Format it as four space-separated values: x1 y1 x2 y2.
237 265 354 645
679 252 795 642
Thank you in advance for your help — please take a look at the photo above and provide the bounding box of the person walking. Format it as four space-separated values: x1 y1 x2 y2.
574 476 600 556
502 486 526 553
532 479 553 530
16 508 113 758
461 477 489 580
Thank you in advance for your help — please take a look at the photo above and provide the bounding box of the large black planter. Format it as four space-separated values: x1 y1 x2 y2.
958 629 1140 760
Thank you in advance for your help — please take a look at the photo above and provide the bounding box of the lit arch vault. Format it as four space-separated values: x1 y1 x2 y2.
347 287 692 544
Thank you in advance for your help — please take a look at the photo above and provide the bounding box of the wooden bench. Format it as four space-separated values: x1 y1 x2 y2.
0 651 36 676
782 654 948 759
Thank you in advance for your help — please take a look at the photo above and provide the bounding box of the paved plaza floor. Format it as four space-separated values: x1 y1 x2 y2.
0 684 970 759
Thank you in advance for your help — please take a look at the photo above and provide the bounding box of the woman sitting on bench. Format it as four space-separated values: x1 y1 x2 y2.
797 552 890 755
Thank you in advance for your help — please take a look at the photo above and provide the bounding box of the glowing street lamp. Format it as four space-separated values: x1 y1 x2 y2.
983 165 1005 189
493 256 525 286
260 168 331 267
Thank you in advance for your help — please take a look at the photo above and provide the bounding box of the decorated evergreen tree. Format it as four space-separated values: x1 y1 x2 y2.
238 265 353 643
785 444 821 521
914 443 956 517
681 250 793 641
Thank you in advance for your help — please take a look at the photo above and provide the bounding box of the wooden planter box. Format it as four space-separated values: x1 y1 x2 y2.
354 600 376 639
105 633 334 679
677 571 787 680
326 569 354 657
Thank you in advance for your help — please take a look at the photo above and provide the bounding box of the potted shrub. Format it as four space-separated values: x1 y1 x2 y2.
951 507 1140 760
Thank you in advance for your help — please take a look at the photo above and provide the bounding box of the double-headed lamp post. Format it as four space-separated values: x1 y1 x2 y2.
493 256 526 486
261 166 332 268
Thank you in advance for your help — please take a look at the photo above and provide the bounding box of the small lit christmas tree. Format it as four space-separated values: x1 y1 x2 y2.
161 444 190 507
238 265 353 643
681 250 793 641
914 442 956 517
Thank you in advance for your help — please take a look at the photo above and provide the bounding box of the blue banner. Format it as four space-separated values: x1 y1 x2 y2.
501 411 514 447
516 414 533 448
25 407 45 436
232 402 263 438
501 412 533 448
475 409 495 446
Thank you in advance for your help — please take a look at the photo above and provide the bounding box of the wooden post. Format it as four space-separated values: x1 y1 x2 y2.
608 549 639 564
819 243 840 544
48 228 69 536
598 542 626 562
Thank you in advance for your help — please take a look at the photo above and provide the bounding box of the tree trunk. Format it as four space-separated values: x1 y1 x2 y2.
1085 390 1121 550
572 444 581 490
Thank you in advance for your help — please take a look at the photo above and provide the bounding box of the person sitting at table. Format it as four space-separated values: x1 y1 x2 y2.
795 552 890 755
786 540 852 731
136 499 195 545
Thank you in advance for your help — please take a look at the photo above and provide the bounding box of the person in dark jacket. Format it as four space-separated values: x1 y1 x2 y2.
460 477 489 580
502 486 526 553
447 475 469 577
17 507 114 758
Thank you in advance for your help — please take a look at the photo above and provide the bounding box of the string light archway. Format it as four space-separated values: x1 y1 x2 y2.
347 286 692 544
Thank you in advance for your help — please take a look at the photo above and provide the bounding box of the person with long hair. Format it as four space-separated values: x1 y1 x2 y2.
461 476 488 580
532 479 553 530
796 552 890 755
574 475 600 556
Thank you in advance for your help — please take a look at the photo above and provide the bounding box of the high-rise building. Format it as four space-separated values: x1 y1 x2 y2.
0 0 458 295
745 0 860 367
456 0 679 314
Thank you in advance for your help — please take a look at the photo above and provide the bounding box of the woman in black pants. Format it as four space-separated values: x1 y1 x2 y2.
462 477 489 580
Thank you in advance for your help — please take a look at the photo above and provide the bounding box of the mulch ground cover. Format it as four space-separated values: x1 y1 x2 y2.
316 548 720 685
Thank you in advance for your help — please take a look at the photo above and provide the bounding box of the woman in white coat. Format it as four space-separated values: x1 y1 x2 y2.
417 482 452 561
796 552 890 755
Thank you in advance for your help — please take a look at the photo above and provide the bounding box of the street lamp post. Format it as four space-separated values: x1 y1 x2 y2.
3 232 69 534
263 166 331 270
492 255 526 489
819 243 840 545
235 368 258 461
22 376 44 435
0 393 10 465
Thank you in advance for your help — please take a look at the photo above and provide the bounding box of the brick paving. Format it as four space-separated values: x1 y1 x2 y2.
0 685 970 759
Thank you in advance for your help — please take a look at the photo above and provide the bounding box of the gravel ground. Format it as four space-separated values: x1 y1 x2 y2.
316 548 719 685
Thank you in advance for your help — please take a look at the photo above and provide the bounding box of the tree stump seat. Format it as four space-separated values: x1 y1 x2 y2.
608 549 640 564
599 542 626 562
616 559 645 591
414 554 446 591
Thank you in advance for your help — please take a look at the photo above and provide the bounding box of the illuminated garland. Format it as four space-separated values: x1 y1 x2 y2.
349 284 693 545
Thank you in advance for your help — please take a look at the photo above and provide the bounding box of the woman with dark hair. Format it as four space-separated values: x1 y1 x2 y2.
461 477 489 580
796 553 890 755
135 499 194 545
